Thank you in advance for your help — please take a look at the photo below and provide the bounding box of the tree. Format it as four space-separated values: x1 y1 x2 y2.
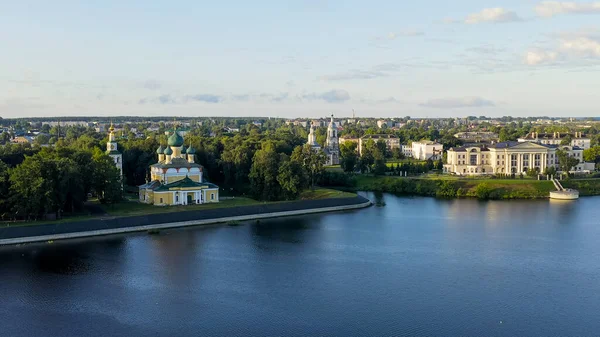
277 158 305 200
560 135 572 145
291 144 326 189
556 149 579 176
339 142 358 173
583 146 600 167
544 166 557 176
249 142 283 200
92 150 122 204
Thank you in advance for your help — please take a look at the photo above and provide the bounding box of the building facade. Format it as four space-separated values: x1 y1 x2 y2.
443 141 593 175
518 132 591 149
412 140 443 160
138 129 219 206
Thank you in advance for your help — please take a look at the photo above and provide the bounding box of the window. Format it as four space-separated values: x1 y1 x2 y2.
511 154 517 168
497 161 500 165
211 193 215 200
175 194 179 202
534 154 541 167
470 154 477 165
160 198 163 203
523 154 529 168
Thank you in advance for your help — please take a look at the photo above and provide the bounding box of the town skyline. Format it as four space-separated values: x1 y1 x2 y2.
2 1 600 118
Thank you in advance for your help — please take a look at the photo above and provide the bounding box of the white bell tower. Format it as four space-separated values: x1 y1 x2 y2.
106 123 123 176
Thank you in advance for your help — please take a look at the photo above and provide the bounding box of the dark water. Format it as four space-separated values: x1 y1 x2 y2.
2 193 600 337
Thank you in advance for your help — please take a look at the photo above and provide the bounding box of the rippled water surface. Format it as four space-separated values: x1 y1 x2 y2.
2 193 600 337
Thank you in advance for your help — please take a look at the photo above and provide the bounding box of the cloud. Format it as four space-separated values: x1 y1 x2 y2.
158 94 176 104
184 94 222 103
535 1 600 17
322 69 389 81
420 97 495 109
384 30 425 40
561 36 600 57
138 93 222 104
524 50 560 65
523 33 600 66
321 62 443 81
142 79 162 90
464 8 522 24
303 90 350 103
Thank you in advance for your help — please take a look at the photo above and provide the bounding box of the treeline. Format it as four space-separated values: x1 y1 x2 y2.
0 146 121 220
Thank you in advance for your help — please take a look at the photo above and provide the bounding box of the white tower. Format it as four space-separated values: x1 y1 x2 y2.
308 124 320 148
106 123 123 176
326 114 339 150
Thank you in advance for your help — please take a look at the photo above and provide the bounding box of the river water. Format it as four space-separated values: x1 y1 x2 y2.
1 193 600 337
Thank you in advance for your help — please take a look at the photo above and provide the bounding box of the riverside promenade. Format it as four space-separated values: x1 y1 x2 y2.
0 195 372 246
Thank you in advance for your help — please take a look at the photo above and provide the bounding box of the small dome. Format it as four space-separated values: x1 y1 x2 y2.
186 146 196 154
156 145 164 154
163 146 173 155
167 131 184 147
181 145 187 153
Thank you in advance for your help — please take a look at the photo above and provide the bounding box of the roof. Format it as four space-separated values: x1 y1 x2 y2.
361 134 398 139
150 157 202 169
413 140 441 145
154 176 219 191
138 180 162 190
167 131 184 146
156 145 164 154
450 146 490 152
488 141 555 149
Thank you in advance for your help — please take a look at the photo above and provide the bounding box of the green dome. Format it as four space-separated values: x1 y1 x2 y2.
167 131 184 147
163 146 173 155
186 146 196 154
181 145 187 153
156 145 164 154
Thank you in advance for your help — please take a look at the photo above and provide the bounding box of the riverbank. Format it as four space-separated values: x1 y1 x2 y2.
331 175 600 200
0 195 372 246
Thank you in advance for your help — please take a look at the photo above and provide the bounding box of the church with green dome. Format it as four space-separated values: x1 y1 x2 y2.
138 129 219 206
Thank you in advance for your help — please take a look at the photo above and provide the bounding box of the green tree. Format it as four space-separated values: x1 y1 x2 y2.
277 157 305 200
249 142 283 200
339 141 358 173
560 135 572 145
583 146 600 166
92 150 122 204
556 149 579 176
291 144 326 189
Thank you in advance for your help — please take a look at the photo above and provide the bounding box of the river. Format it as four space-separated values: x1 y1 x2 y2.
1 193 600 337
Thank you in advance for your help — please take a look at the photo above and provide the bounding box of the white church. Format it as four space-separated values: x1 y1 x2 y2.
307 114 340 166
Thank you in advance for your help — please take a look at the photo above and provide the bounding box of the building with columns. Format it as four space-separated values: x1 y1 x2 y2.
443 141 593 175
138 128 219 206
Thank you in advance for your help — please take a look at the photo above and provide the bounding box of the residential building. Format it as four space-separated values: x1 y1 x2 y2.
11 136 34 144
412 140 443 160
518 132 591 149
454 132 499 143
401 145 413 158
359 134 400 155
377 120 390 128
443 142 594 175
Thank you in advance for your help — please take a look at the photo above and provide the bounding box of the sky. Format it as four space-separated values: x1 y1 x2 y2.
1 0 600 119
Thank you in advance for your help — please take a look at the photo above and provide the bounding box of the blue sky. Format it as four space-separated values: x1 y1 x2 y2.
1 0 600 118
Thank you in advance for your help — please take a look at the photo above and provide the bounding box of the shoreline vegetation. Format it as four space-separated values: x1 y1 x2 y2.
320 172 600 200
0 188 356 228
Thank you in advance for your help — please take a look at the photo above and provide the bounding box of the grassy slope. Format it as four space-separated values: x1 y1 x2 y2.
352 174 557 199
2 188 357 227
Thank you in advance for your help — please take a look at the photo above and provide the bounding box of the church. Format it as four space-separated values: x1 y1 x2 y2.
308 114 340 166
138 128 219 206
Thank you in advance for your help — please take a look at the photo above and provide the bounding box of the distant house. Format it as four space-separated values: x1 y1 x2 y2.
252 121 263 127
225 127 240 133
12 136 34 144
518 132 591 150
412 140 443 160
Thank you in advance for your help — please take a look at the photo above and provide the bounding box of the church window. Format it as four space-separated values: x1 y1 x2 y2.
160 198 163 204
211 193 215 200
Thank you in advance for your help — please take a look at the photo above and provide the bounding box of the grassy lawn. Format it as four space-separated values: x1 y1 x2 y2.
2 187 357 227
101 197 264 217
299 188 356 200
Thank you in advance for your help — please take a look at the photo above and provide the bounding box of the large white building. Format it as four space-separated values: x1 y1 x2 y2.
518 132 591 149
339 134 400 156
412 140 443 160
443 141 594 176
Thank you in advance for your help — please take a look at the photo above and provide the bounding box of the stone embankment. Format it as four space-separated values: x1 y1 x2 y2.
0 196 372 246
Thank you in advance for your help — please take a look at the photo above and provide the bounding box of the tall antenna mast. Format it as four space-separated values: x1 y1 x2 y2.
352 109 355 119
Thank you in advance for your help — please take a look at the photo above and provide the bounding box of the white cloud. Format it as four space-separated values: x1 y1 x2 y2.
303 90 351 103
561 37 600 56
420 97 495 109
535 1 600 17
464 8 522 24
524 34 600 66
524 50 560 65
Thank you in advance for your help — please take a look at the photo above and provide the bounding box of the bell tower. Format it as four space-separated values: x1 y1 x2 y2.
106 123 123 176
